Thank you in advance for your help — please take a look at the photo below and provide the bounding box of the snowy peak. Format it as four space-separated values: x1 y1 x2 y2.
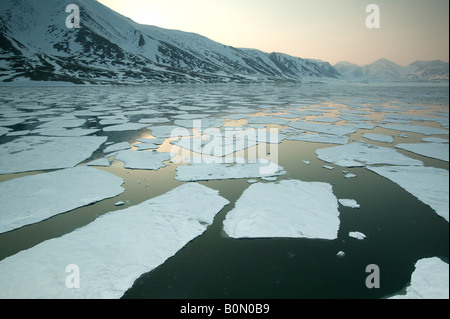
0 0 341 84
335 58 449 82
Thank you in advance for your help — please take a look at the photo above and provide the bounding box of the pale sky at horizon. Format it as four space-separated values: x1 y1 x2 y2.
97 0 449 66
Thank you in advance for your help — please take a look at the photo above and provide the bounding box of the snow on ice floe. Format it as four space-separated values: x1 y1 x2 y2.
395 143 449 162
349 231 366 240
103 142 132 154
0 127 10 136
421 137 448 143
339 199 360 209
0 166 125 234
223 180 340 240
287 133 349 145
102 123 148 132
115 150 171 170
363 133 394 144
379 124 448 136
367 166 449 222
0 136 108 174
176 158 286 182
289 121 357 136
0 183 229 299
389 257 449 299
316 142 423 168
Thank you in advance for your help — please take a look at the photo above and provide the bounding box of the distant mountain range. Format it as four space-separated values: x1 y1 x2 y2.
0 0 448 85
334 59 449 83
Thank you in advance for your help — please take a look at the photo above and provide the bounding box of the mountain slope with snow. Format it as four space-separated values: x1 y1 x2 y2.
335 59 449 83
0 0 341 84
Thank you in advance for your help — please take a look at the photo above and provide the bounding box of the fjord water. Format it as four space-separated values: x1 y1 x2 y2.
0 82 448 299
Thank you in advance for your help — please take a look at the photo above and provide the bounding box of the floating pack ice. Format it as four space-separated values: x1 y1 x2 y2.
223 180 340 240
316 142 423 167
0 166 125 234
367 166 449 222
395 143 449 162
0 183 229 299
0 136 108 174
389 257 449 299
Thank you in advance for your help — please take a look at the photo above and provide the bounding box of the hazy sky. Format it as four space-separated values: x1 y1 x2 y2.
98 0 449 66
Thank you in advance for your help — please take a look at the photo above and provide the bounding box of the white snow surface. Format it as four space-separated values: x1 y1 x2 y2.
395 143 449 162
115 150 171 170
223 180 341 240
176 158 286 182
339 199 360 209
363 134 394 143
389 257 449 299
0 183 229 299
316 142 423 167
367 166 449 222
0 136 107 174
0 167 125 234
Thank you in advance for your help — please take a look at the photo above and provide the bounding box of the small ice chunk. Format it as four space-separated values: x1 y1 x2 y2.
398 133 409 138
223 180 341 240
337 251 346 258
87 157 111 167
389 257 449 299
302 160 311 165
114 201 126 207
349 231 366 240
363 134 394 143
248 179 259 184
344 173 357 179
323 165 335 170
339 199 360 209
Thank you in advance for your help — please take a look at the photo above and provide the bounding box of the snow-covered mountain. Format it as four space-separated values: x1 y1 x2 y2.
0 0 341 84
335 59 449 83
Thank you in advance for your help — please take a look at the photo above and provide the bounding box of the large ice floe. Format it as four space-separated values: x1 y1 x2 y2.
395 143 449 162
0 167 125 234
389 257 449 299
223 180 340 240
367 166 449 222
316 142 423 167
0 183 229 299
0 136 107 174
379 124 448 136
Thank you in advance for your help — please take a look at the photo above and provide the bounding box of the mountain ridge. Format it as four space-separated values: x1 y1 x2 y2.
0 0 341 84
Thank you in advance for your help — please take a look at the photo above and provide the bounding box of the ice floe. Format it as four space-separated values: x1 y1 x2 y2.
115 150 171 170
0 183 229 298
395 143 449 162
316 142 423 168
0 167 125 234
0 136 107 174
421 137 448 143
102 123 148 132
379 124 448 136
367 166 449 222
363 134 394 143
349 231 366 240
176 158 286 182
289 121 356 136
389 257 449 299
103 142 132 154
223 180 340 240
287 134 349 145
339 199 360 209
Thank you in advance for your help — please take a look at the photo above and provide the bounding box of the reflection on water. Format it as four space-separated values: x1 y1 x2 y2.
0 83 448 299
